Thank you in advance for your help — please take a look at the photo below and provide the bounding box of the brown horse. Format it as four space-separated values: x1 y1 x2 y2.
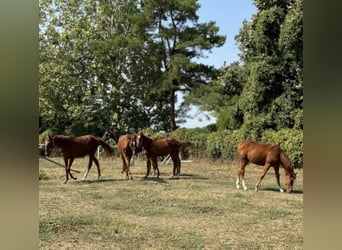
236 141 297 193
101 130 141 179
135 131 192 178
44 134 113 184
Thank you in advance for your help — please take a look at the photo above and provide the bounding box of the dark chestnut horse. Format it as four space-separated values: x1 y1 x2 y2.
101 130 141 180
236 141 297 193
44 134 113 184
135 131 192 178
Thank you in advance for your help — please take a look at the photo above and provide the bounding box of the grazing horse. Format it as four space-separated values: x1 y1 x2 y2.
135 131 192 178
44 134 113 184
101 130 141 180
236 141 297 193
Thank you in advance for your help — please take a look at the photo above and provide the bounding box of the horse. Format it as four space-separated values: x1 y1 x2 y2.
236 140 297 193
44 134 113 184
134 131 192 178
101 130 141 180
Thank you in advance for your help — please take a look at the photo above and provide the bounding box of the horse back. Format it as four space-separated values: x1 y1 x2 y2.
117 134 132 151
55 135 99 158
238 141 281 166
145 137 176 156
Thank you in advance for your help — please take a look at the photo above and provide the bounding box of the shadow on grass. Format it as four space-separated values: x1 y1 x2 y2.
141 173 209 183
77 178 131 184
166 173 209 181
262 187 303 194
141 177 168 183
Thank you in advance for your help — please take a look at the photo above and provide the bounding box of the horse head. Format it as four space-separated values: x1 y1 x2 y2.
44 135 55 157
285 172 297 193
135 131 144 149
101 130 120 143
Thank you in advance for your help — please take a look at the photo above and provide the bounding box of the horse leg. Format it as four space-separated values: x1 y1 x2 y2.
237 158 248 190
144 156 151 178
68 158 77 180
92 156 101 180
122 152 131 180
171 154 181 177
255 163 271 192
274 166 284 192
126 152 133 180
82 156 93 181
176 155 181 176
63 157 69 184
152 157 160 178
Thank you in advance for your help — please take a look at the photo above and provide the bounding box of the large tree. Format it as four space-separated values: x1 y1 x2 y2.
137 0 226 130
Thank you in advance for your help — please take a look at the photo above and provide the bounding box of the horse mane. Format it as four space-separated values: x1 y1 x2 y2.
52 134 73 144
139 132 153 148
280 150 295 176
106 130 121 143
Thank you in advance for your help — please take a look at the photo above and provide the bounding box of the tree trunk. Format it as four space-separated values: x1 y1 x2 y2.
170 89 176 131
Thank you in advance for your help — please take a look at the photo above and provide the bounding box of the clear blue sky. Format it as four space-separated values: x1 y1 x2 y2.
179 0 257 128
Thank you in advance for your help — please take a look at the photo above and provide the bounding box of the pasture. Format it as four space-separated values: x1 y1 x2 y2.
39 155 303 249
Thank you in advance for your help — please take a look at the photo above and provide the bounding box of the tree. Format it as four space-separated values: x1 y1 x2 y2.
39 0 157 134
190 0 303 133
235 0 303 130
137 0 226 131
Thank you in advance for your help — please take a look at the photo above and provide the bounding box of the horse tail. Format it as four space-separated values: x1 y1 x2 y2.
180 141 192 147
98 139 113 156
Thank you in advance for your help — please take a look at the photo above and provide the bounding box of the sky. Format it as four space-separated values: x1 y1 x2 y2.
179 0 257 128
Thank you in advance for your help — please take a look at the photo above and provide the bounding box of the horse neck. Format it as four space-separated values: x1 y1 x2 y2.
141 134 153 150
109 130 120 143
52 135 68 147
280 151 294 176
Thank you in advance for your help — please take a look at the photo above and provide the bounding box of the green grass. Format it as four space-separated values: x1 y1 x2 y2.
39 156 303 249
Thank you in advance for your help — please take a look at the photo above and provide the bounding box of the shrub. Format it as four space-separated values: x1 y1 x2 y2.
262 129 303 168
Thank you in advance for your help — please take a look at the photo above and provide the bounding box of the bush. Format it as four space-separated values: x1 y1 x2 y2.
262 129 303 168
170 128 208 159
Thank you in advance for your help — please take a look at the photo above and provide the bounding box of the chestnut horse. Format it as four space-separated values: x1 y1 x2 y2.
135 131 192 178
236 141 297 193
44 134 113 184
101 130 141 180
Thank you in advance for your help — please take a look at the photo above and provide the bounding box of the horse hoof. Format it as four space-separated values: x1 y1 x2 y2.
254 188 258 192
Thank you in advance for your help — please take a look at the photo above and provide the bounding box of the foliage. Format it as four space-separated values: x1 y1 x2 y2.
188 0 303 136
262 128 303 168
39 0 225 134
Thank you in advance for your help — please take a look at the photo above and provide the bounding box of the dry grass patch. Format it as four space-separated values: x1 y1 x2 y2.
39 156 303 249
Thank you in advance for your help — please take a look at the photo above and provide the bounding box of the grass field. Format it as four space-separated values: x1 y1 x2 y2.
39 155 303 249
